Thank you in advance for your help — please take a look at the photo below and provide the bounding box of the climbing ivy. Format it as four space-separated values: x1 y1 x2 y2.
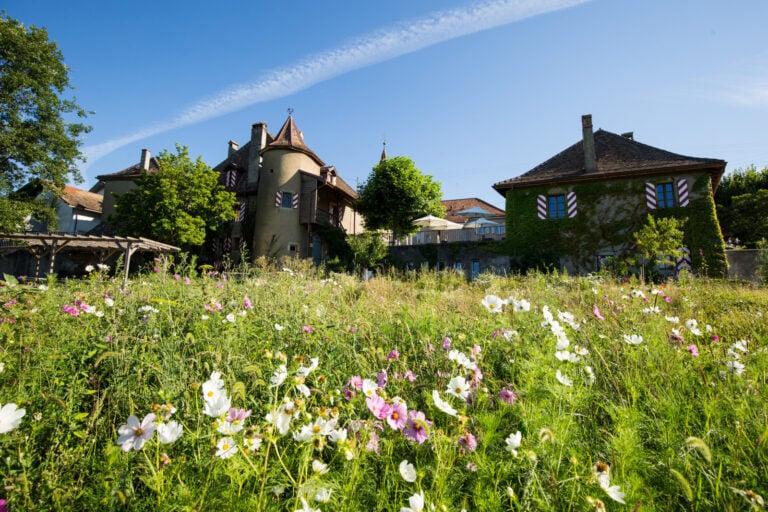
505 173 727 277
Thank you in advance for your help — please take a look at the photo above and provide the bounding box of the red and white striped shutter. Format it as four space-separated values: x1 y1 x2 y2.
223 236 232 252
292 192 299 209
536 195 547 219
227 169 236 189
275 191 282 207
238 201 246 221
676 247 691 272
566 191 577 218
645 182 657 210
338 205 344 222
676 178 689 207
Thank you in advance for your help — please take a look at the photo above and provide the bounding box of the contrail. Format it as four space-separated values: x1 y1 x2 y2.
82 0 589 167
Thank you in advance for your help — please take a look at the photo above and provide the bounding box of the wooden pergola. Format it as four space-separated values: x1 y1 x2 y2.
0 233 180 287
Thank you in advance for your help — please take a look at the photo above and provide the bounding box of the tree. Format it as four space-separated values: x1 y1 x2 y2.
0 13 90 231
356 156 444 242
715 165 768 246
110 145 238 249
633 214 684 278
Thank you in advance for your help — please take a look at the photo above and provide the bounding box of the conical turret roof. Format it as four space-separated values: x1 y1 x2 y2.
263 113 325 166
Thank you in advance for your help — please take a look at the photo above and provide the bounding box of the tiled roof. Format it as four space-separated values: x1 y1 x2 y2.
493 129 726 194
61 186 103 214
96 157 160 181
262 114 325 166
441 198 504 223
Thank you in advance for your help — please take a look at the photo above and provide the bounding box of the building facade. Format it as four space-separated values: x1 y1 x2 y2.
493 115 728 276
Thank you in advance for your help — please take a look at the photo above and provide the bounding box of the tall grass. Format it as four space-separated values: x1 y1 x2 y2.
0 265 765 510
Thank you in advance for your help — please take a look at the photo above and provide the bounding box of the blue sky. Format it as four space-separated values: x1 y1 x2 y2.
7 0 768 208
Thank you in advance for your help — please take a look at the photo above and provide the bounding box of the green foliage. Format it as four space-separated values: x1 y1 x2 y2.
0 13 91 230
0 271 766 510
348 231 388 270
313 222 352 270
715 165 768 246
634 214 684 268
506 175 728 277
110 145 237 249
356 156 444 240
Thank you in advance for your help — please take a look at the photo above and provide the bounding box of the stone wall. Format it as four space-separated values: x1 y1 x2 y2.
726 249 763 283
389 241 510 279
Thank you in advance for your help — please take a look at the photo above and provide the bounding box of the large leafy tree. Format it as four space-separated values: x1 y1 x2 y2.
110 145 238 249
715 165 768 246
356 156 444 241
0 13 90 231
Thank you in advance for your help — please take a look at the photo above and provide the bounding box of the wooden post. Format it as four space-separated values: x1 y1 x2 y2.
123 241 134 289
47 240 57 276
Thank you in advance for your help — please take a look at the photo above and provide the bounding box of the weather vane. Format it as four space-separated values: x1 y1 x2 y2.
287 107 294 116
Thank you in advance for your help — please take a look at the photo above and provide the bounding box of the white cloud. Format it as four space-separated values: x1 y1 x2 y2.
83 0 590 167
715 80 768 108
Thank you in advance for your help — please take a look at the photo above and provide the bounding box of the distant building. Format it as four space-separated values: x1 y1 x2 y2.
20 182 103 234
493 115 728 276
211 113 361 262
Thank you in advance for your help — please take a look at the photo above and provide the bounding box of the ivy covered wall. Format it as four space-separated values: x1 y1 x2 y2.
504 173 728 276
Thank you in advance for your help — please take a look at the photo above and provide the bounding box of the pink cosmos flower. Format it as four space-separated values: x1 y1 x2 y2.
184 277 191 285
403 410 432 444
377 371 388 388
712 334 720 342
244 296 253 310
116 413 157 451
458 431 478 453
173 274 180 280
365 430 380 455
471 344 482 358
387 349 399 360
665 296 671 303
686 345 699 357
593 305 605 321
226 408 252 423
386 401 408 431
62 304 79 316
348 376 363 391
442 337 451 351
403 370 416 382
366 394 391 420
349 326 356 333
303 325 313 333
499 387 517 405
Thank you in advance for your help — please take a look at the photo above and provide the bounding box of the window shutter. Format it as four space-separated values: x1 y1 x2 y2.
645 182 657 210
676 178 689 207
292 192 299 209
227 169 236 189
676 247 691 273
338 205 344 222
275 191 282 208
223 236 232 253
238 201 246 221
536 195 546 219
566 191 577 218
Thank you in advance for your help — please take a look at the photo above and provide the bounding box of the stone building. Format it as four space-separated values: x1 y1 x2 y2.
493 115 728 276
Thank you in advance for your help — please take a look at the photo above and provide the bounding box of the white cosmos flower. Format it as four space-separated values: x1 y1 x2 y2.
328 427 347 443
555 332 570 351
296 497 320 512
203 392 231 418
270 364 288 388
104 298 114 307
556 370 573 387
312 459 329 474
726 360 745 376
271 400 295 435
274 323 284 331
573 345 589 356
603 484 626 504
542 305 554 323
685 319 702 336
505 431 522 456
448 350 477 371
399 459 417 482
400 491 425 512
513 298 531 312
314 487 332 503
665 316 679 323
584 366 596 385
244 437 262 451
116 413 156 451
0 403 25 434
446 376 470 401
362 378 379 398
202 371 225 401
432 390 457 416
622 334 643 345
555 350 579 363
296 357 319 377
224 313 236 323
482 294 504 313
157 420 183 444
216 436 237 459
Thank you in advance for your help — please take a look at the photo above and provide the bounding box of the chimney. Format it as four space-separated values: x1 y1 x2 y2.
140 149 151 171
581 115 596 173
248 122 267 184
228 140 239 157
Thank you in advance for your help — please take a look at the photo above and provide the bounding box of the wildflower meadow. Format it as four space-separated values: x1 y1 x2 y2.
0 262 766 511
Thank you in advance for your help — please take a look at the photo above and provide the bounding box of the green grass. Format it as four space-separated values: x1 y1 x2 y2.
0 264 766 511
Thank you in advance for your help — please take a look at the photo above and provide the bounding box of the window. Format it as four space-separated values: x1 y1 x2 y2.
655 183 675 208
454 261 463 271
281 192 293 209
548 195 566 218
494 225 504 235
471 260 480 279
288 243 298 254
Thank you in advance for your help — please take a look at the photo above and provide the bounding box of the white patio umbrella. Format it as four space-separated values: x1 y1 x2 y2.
412 215 454 229
456 206 494 219
462 218 499 229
